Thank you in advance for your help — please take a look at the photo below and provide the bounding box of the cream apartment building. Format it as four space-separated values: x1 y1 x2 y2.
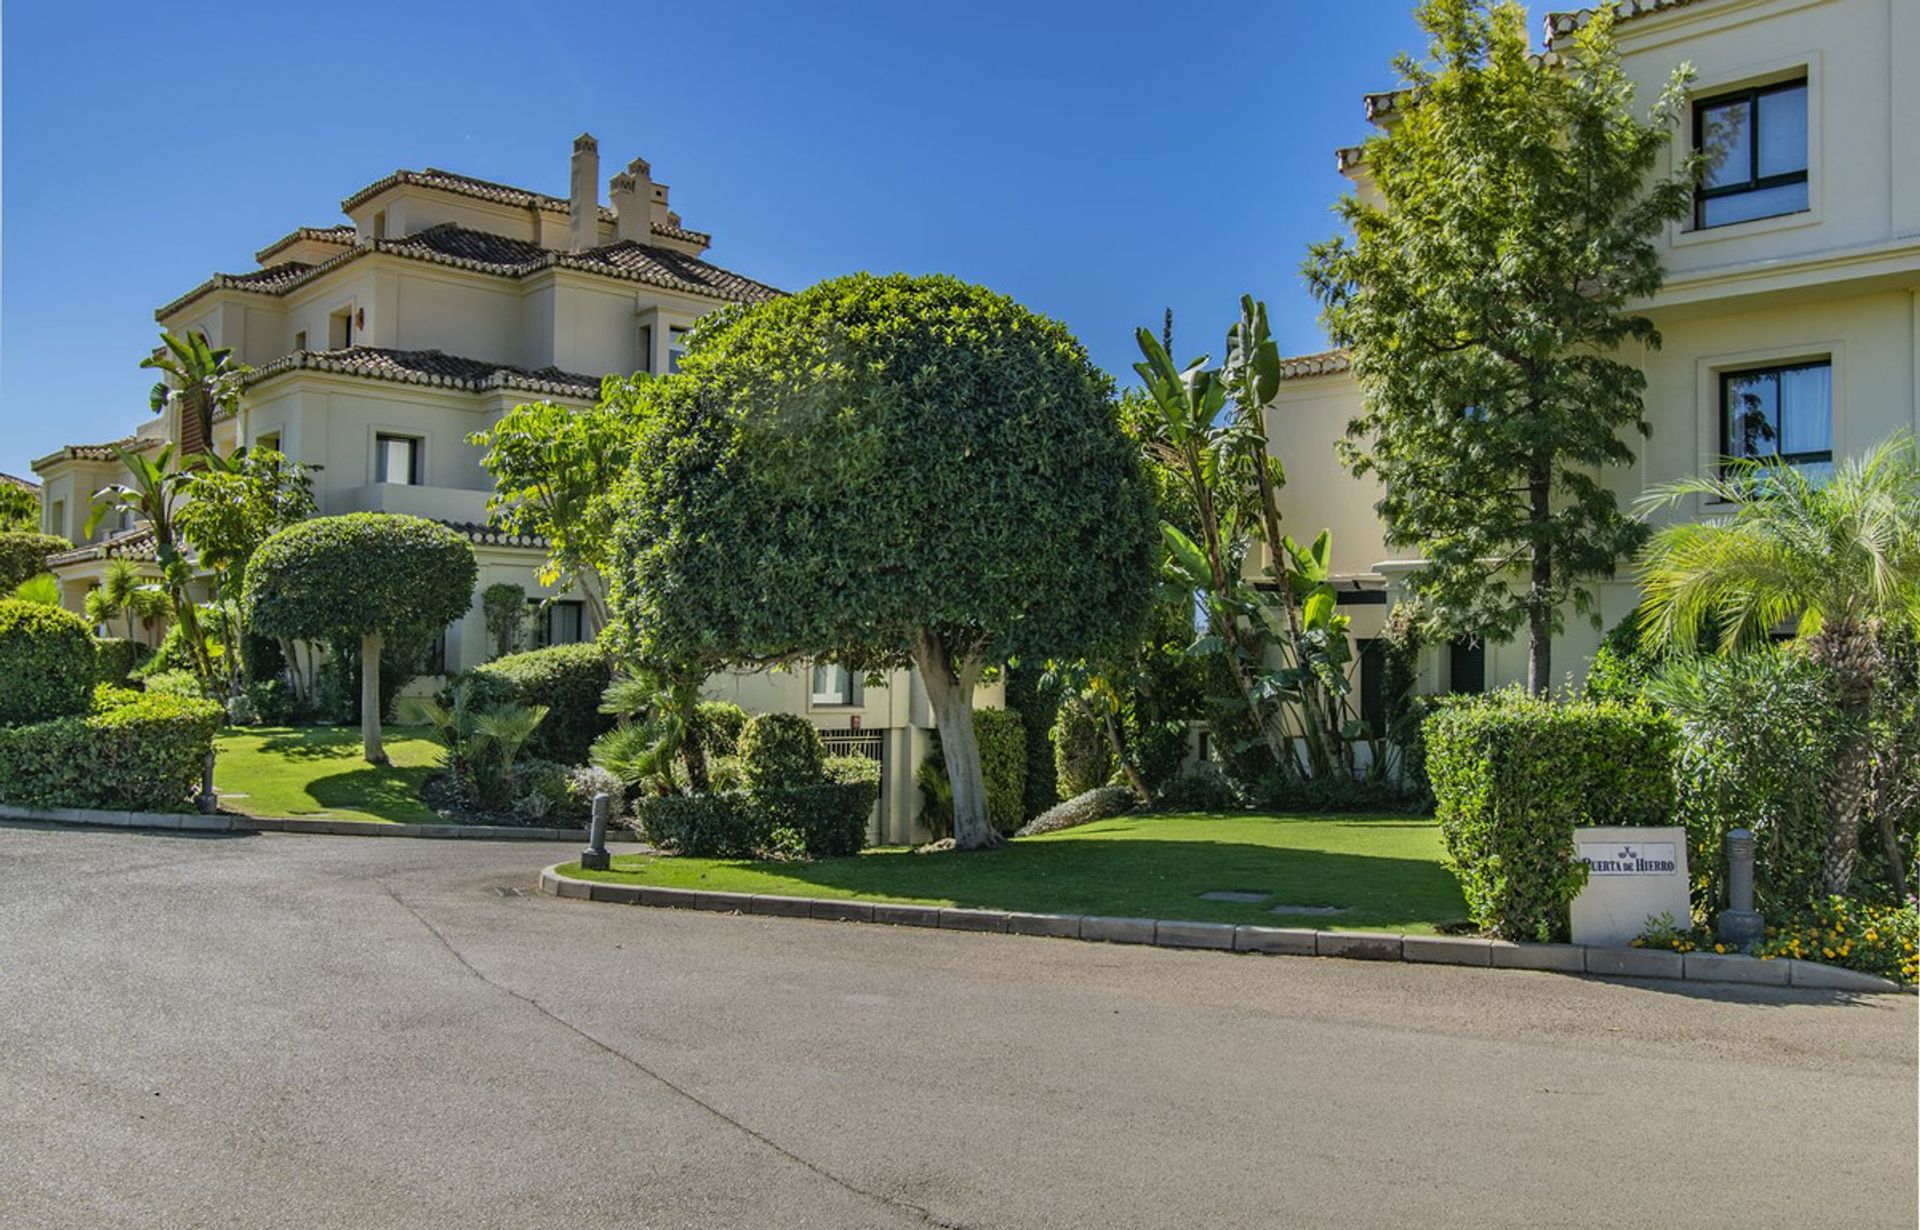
1272 0 1920 705
31 136 988 841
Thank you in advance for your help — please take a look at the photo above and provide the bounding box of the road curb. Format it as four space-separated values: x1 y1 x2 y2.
536 865 1907 995
0 804 584 842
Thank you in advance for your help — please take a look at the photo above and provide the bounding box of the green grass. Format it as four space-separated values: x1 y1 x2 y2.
214 725 448 825
563 811 1468 934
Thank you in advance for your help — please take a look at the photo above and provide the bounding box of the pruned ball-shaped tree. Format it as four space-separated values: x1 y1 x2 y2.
0 532 73 593
0 598 96 725
606 273 1158 849
244 514 475 763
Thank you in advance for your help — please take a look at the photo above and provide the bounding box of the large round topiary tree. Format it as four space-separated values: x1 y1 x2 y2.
244 514 475 763
606 273 1157 849
0 598 96 725
0 532 73 594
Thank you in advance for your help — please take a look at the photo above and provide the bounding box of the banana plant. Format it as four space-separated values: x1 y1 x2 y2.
142 331 249 456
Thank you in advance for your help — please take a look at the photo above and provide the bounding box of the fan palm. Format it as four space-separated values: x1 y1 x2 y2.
86 558 170 639
1636 432 1920 893
10 573 61 606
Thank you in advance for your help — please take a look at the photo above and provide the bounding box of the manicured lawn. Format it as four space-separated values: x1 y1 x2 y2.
563 811 1469 934
214 726 447 825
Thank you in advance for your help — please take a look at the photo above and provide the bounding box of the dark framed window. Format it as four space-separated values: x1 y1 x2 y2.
1722 360 1831 476
1448 638 1485 696
811 663 860 706
668 326 689 373
538 600 585 647
1356 639 1386 737
637 324 653 373
1693 78 1808 229
375 434 421 485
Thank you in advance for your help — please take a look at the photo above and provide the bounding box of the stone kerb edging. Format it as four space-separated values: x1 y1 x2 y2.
0 804 586 842
538 864 1906 995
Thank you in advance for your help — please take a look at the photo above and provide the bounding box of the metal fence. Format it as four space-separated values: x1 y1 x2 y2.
819 728 884 760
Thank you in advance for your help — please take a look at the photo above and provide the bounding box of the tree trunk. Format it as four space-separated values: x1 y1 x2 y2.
361 631 387 765
1102 707 1151 803
913 631 997 850
578 570 610 634
1822 729 1872 894
680 702 711 794
1526 454 1553 696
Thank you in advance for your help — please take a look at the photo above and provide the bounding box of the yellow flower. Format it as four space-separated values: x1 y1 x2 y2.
1823 948 1835 959
1714 944 1725 953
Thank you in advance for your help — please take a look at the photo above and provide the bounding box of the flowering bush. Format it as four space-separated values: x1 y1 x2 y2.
1634 897 1918 985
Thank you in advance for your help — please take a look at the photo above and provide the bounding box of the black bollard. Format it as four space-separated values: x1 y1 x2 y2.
580 792 611 871
1716 828 1764 952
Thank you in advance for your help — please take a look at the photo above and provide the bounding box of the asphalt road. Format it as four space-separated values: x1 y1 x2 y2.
1 823 1913 1229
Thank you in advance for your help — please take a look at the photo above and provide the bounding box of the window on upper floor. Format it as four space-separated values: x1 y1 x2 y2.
1694 78 1809 229
375 434 421 485
329 307 354 350
1722 359 1832 479
48 500 64 539
293 330 307 352
668 327 689 373
254 431 281 454
811 663 858 707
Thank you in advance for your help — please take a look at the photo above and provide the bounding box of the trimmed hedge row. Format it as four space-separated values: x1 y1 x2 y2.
0 688 224 812
636 781 877 859
0 532 70 592
462 641 614 763
95 637 152 686
1426 691 1678 942
0 599 96 725
973 707 1027 835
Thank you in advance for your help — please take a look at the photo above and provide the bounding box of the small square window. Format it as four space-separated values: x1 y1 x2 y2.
1722 360 1832 477
1694 79 1809 229
811 663 856 706
375 434 420 485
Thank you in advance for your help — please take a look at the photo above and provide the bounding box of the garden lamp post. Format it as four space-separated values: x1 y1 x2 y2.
581 792 611 871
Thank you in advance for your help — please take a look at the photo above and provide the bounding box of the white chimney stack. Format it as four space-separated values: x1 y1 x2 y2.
568 132 599 252
610 157 654 244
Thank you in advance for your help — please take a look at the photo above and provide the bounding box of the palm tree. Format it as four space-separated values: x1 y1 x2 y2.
87 443 214 678
86 558 170 640
142 332 249 458
1636 432 1920 895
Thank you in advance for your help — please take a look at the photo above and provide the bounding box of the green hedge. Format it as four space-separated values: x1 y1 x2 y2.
462 641 613 763
695 701 749 756
1051 696 1112 800
0 599 97 725
1426 691 1678 942
635 781 875 860
0 689 223 812
1005 665 1060 822
738 713 825 792
635 792 764 858
974 707 1027 835
95 637 151 686
0 532 70 592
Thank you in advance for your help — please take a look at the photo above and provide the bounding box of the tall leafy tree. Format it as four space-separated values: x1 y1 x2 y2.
1305 0 1701 692
1638 435 1920 895
607 274 1157 849
0 484 40 534
467 379 650 629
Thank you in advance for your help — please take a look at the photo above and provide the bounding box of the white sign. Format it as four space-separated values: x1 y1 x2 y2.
1569 826 1691 948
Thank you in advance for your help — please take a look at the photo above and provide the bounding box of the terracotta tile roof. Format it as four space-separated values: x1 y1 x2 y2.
30 436 157 471
1544 0 1713 46
243 346 604 400
0 471 41 494
45 527 159 568
1277 349 1352 380
158 222 777 319
439 520 549 550
253 225 357 264
339 167 714 247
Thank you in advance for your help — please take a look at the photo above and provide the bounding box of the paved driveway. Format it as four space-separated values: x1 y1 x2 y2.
1 823 1913 1229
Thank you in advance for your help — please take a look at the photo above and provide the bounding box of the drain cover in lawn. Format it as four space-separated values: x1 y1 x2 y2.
1269 904 1347 916
1199 890 1269 903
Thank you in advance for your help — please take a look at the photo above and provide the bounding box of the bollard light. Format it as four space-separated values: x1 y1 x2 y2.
1716 827 1764 952
196 750 218 816
580 792 611 871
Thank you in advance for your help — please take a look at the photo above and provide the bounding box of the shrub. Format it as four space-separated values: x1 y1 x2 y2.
511 758 576 821
1426 690 1679 942
1754 896 1918 986
1647 651 1836 919
694 701 749 756
481 582 527 660
1242 772 1428 815
636 792 765 858
823 755 881 787
1130 719 1189 797
1156 762 1241 811
131 620 203 681
1015 785 1137 837
738 713 825 792
246 677 302 726
1584 613 1659 703
762 781 877 858
462 641 613 763
143 669 222 703
567 765 627 823
0 688 223 812
0 599 96 725
94 636 151 686
0 532 70 592
1005 665 1061 822
1051 696 1112 800
974 708 1027 835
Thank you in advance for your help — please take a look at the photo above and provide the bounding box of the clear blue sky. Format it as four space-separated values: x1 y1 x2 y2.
0 0 1548 478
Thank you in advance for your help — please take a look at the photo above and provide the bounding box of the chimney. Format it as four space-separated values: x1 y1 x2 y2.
610 157 654 244
568 132 599 252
